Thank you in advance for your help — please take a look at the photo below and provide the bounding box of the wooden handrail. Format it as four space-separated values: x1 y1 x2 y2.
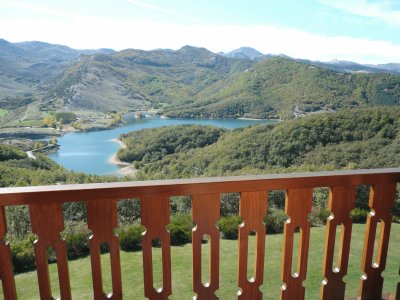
0 168 399 299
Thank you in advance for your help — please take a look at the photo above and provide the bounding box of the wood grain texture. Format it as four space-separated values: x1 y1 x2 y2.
192 194 220 300
0 169 398 300
0 206 17 300
320 186 356 300
1 169 399 205
30 202 71 300
237 191 267 300
141 194 172 299
86 199 122 299
359 183 397 300
281 188 312 300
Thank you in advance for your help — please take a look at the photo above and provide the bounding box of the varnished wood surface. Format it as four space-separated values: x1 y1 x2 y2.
237 191 267 300
359 183 397 300
86 199 122 299
192 194 220 300
141 194 172 299
281 188 312 300
30 203 71 300
1 168 399 205
0 169 399 299
0 206 17 300
321 186 356 300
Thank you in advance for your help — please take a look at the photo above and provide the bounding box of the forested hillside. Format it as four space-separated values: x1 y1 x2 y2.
0 144 117 187
166 57 400 119
118 107 400 179
53 51 400 119
2 39 400 127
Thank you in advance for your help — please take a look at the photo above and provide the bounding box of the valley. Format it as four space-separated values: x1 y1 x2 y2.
1 39 400 137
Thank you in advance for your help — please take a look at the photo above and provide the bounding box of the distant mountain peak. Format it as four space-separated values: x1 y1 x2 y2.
224 47 264 60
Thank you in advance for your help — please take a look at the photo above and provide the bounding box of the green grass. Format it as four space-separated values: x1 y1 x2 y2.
0 109 8 117
2 224 399 299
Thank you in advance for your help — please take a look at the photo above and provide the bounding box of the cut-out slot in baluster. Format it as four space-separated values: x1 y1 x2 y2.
247 230 256 282
372 220 384 268
332 223 343 273
152 239 164 292
99 242 113 297
47 246 61 300
201 234 211 286
291 227 301 278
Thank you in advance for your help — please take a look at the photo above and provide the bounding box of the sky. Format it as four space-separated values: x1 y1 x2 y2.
1 0 400 64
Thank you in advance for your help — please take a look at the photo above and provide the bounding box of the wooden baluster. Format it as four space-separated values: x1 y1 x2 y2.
141 194 171 299
30 203 71 300
192 194 220 300
0 206 17 300
359 183 397 300
320 186 356 300
280 188 312 300
237 191 267 300
86 199 122 299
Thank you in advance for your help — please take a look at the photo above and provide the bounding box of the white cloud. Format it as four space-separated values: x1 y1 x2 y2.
319 0 400 27
1 16 400 64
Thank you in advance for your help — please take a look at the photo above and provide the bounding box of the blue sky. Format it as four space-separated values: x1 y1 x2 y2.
1 0 400 63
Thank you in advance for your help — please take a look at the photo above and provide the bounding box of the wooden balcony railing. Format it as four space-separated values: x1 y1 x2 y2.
0 168 400 299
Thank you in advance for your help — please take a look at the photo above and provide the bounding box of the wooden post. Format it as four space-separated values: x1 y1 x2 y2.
237 191 267 300
86 199 122 299
320 186 356 300
359 183 397 300
281 188 312 300
0 206 17 300
192 194 220 299
141 194 172 299
30 203 71 300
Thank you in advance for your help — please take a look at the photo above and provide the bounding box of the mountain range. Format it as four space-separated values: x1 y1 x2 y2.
0 38 400 127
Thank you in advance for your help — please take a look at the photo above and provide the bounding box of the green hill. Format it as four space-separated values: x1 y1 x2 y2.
166 57 400 119
50 46 252 111
117 107 400 179
1 39 400 126
52 51 400 119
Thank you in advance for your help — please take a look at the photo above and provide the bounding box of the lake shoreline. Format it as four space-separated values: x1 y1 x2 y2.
109 138 137 177
48 117 276 175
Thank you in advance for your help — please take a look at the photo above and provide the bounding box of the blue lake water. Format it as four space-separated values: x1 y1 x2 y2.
48 116 277 175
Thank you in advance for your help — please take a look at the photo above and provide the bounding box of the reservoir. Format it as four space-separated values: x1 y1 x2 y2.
48 116 277 175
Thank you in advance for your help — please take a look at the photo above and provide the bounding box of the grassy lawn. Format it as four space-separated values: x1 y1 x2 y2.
3 224 399 299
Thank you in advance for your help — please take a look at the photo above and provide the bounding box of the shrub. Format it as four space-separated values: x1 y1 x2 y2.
10 236 36 273
117 224 145 251
219 215 241 239
220 193 239 216
307 207 330 226
167 214 193 246
350 208 368 223
65 230 90 259
62 221 91 259
264 208 287 234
